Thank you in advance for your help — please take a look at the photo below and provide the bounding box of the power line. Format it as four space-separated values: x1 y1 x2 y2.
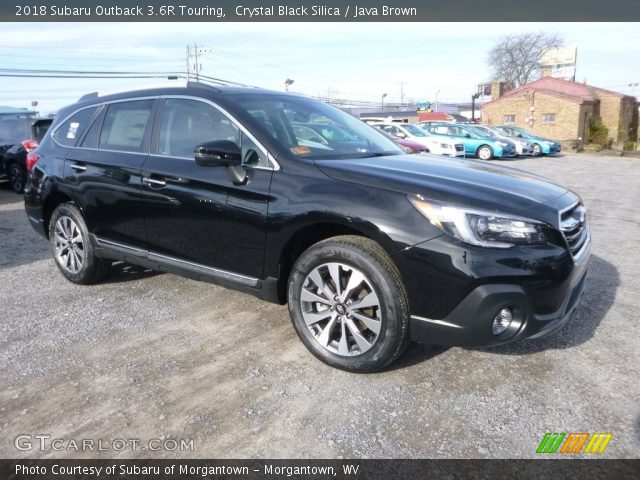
0 67 184 75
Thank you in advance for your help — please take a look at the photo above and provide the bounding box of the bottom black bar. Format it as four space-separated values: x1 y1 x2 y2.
1 459 639 480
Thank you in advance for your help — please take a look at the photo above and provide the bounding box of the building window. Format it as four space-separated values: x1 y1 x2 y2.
503 114 516 124
542 113 556 123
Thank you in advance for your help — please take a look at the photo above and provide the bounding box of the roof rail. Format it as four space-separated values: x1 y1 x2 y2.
186 81 222 92
75 76 259 103
78 92 99 102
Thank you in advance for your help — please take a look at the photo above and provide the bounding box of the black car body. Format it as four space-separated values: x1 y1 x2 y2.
24 84 590 371
1 117 52 192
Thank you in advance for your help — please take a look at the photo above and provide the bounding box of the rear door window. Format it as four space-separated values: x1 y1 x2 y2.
99 100 154 153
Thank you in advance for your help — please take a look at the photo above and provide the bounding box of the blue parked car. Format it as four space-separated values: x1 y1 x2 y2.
417 122 517 160
493 125 562 157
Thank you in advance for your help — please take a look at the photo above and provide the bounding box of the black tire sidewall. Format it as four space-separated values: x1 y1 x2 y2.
49 203 102 284
287 240 408 372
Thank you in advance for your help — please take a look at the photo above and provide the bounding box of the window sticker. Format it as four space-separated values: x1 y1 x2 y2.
291 146 311 155
67 122 80 139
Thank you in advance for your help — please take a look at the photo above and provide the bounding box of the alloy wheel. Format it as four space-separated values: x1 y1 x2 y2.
53 216 85 274
300 262 381 356
533 144 541 156
478 146 492 160
9 165 23 192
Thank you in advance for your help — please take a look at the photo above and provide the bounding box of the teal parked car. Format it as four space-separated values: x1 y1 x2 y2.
417 122 517 160
493 125 562 157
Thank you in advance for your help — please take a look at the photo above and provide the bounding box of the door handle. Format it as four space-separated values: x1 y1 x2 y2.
143 176 167 187
70 163 87 172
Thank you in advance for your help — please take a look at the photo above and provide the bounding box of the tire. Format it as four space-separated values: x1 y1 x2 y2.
287 235 410 372
533 144 542 157
477 145 493 160
49 202 111 284
8 163 26 193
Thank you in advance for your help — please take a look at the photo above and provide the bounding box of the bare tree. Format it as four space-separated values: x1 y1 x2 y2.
488 32 564 88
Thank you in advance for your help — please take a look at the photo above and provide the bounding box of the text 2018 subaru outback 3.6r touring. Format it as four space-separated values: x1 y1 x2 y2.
24 84 591 372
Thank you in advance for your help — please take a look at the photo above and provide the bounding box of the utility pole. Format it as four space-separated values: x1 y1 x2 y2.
193 43 199 82
186 45 191 80
186 44 211 82
399 81 405 106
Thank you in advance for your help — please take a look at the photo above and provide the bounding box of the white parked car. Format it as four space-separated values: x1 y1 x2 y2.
371 122 465 157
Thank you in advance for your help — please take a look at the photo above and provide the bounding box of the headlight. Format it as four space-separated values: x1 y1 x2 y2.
495 141 508 147
409 197 547 248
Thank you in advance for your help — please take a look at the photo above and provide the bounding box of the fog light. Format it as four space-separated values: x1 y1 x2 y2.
492 308 513 335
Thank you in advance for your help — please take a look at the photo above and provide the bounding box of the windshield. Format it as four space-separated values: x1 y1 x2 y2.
474 126 497 138
509 126 530 136
466 126 492 139
232 94 403 159
401 124 428 137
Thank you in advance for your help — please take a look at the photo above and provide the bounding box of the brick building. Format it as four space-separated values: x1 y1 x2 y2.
480 77 638 146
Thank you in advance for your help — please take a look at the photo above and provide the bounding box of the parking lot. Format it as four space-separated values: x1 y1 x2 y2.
1 153 639 459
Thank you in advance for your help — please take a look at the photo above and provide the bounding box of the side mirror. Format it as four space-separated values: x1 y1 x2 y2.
465 133 471 138
517 134 523 138
194 140 241 167
396 132 407 139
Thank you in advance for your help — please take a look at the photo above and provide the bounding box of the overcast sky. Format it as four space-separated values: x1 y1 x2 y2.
1 22 639 115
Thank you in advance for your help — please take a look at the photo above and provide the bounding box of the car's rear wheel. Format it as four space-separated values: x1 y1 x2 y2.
49 203 111 284
8 163 26 193
287 235 410 372
477 145 493 160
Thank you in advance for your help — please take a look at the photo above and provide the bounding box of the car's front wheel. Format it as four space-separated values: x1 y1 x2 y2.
287 236 410 372
49 203 111 284
477 145 493 160
533 143 542 157
8 163 26 193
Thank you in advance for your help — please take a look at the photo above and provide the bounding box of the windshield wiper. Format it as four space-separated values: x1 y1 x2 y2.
356 151 401 158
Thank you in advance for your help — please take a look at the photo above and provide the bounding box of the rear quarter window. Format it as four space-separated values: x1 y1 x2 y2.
53 108 97 147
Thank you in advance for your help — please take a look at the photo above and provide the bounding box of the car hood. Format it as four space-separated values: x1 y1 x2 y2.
314 155 577 226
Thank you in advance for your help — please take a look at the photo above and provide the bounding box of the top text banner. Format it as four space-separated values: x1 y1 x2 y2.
4 0 640 21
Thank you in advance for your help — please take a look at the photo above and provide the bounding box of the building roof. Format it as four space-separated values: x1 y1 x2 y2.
481 77 634 108
0 106 36 116
418 111 452 121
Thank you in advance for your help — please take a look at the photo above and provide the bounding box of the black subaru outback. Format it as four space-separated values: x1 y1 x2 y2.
24 83 590 372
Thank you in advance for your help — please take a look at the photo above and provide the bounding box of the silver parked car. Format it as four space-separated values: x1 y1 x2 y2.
474 124 534 156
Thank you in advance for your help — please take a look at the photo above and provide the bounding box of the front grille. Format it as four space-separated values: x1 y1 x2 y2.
560 203 589 257
455 144 464 151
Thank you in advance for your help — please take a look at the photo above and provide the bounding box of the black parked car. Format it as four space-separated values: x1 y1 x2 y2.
24 84 590 372
0 116 52 193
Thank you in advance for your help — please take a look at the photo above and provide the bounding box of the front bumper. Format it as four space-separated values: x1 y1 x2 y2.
393 230 591 348
517 144 534 155
498 145 518 157
409 267 587 347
